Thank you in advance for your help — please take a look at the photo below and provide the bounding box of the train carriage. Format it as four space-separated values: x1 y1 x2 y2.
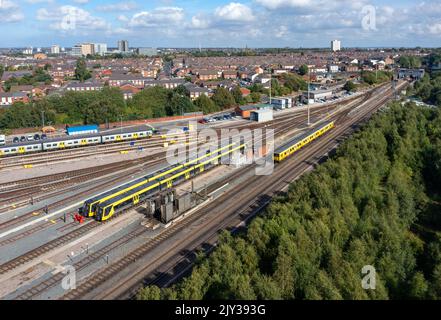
94 143 246 222
0 143 42 156
80 143 238 218
274 121 335 162
101 129 152 143
42 136 102 150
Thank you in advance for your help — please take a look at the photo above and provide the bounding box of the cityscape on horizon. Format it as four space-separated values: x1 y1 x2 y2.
1 0 441 48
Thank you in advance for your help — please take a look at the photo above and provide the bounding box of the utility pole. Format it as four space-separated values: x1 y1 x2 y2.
307 67 311 126
269 72 272 105
41 110 45 127
120 115 123 134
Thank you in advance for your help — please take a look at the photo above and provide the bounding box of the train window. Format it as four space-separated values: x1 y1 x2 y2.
74 141 78 144
33 146 38 149
4 150 9 153
11 149 16 152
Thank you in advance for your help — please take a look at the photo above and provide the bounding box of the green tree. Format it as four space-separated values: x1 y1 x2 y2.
344 81 356 92
231 86 245 105
194 94 219 114
211 87 236 110
299 64 309 76
75 58 92 82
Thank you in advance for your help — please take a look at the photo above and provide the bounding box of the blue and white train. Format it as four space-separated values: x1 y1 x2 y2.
0 126 154 157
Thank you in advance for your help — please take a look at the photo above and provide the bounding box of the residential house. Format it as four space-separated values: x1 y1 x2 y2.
222 70 238 79
0 92 30 106
109 73 153 87
197 70 220 81
1 71 32 82
10 85 33 95
184 83 210 100
66 82 104 92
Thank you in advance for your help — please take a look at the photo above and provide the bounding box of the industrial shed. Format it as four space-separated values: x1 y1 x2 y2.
250 109 273 123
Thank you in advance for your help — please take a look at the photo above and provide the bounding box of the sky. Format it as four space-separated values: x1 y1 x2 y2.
0 0 440 48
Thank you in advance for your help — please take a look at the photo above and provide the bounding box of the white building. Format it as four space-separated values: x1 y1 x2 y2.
118 40 129 52
250 109 273 123
22 47 33 55
328 65 339 73
331 40 341 52
71 45 82 57
271 97 292 109
51 45 60 54
94 43 107 56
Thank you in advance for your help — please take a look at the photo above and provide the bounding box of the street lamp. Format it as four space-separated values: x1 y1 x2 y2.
41 110 45 127
307 67 311 126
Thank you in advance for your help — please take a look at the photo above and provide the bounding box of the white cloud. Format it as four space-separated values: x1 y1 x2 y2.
36 5 109 31
128 7 184 28
256 0 312 10
97 2 138 12
72 0 90 4
214 2 255 22
26 0 54 4
0 0 24 22
191 15 211 29
117 15 129 22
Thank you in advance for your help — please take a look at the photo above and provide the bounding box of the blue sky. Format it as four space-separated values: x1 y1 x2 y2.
0 0 440 48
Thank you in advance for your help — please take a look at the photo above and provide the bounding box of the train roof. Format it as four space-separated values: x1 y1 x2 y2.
99 180 159 208
274 121 333 154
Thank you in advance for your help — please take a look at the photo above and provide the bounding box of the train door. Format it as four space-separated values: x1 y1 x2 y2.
18 146 25 154
59 142 65 148
81 139 87 146
116 135 122 141
133 133 139 139
133 194 140 205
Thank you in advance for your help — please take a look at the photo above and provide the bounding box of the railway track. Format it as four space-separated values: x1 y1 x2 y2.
64 82 403 300
0 90 372 169
0 103 344 281
0 83 396 298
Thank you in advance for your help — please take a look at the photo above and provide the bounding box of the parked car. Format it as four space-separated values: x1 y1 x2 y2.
13 137 20 143
34 134 40 140
41 134 48 140
26 135 34 141
20 136 26 142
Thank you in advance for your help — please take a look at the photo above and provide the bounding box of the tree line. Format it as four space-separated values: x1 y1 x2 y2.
0 85 246 130
137 101 441 300
412 73 441 106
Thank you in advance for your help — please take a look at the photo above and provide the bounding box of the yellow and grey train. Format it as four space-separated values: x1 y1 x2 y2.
274 121 335 162
80 143 237 218
81 143 245 222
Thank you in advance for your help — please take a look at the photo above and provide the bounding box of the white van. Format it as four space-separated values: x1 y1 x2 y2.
0 135 5 146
